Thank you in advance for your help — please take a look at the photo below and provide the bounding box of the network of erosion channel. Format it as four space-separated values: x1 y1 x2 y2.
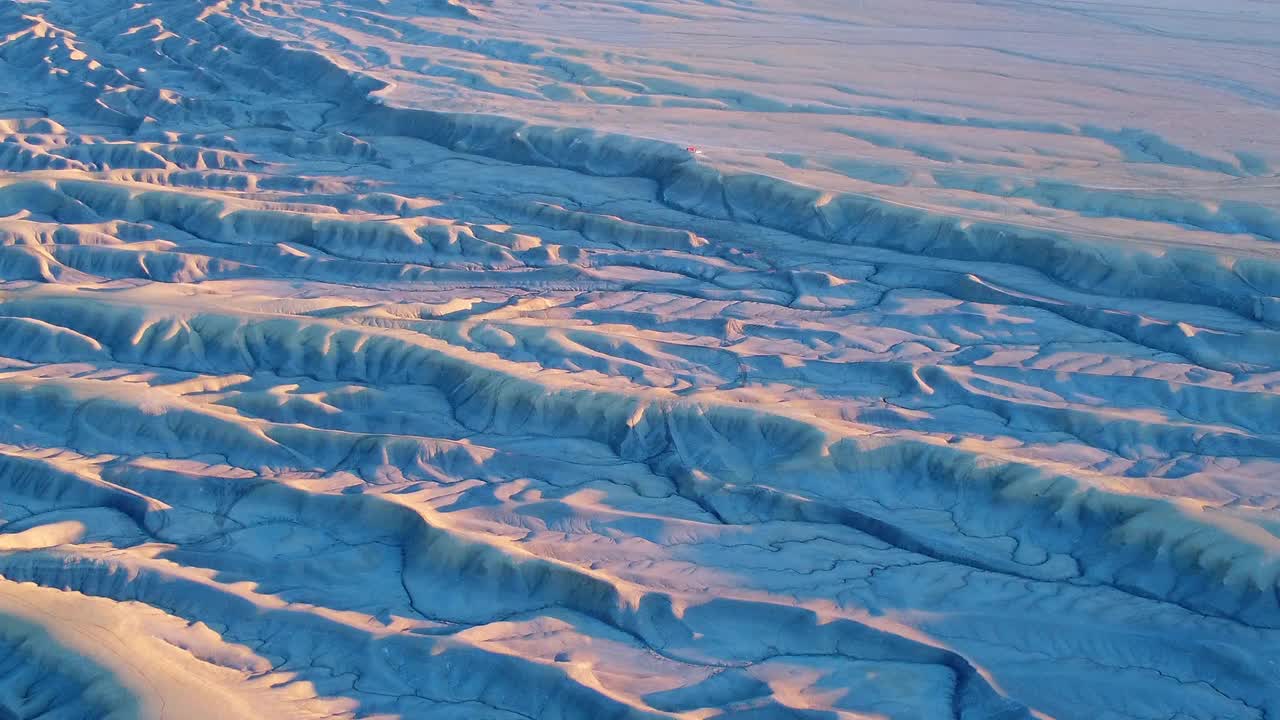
0 1 1279 719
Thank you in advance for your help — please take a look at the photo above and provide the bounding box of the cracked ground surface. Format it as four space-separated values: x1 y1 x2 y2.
0 0 1279 718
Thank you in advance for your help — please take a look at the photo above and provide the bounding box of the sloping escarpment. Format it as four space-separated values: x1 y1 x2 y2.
0 0 1278 718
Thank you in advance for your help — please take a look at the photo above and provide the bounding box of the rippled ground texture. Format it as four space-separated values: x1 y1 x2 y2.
1 0 1280 718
